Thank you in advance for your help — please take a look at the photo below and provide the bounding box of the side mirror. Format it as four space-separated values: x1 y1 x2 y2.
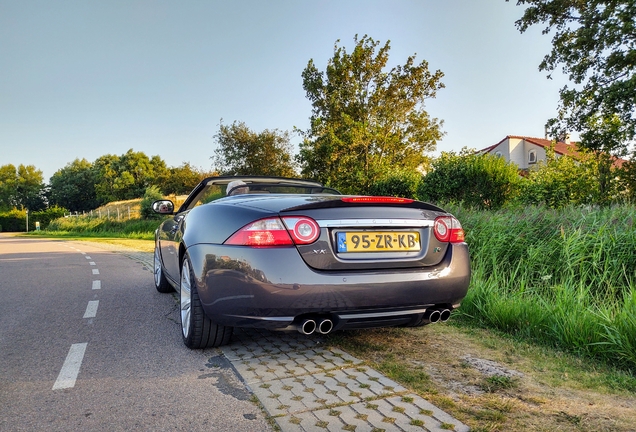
152 200 175 214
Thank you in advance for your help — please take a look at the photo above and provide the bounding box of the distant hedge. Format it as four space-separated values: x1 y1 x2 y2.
0 207 67 232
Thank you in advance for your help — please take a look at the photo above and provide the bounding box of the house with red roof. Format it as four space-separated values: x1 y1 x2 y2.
479 135 625 172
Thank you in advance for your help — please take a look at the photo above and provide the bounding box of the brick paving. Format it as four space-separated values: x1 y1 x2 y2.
223 328 469 432
95 242 469 432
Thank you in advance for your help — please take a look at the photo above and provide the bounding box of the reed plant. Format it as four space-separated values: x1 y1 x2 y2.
449 204 636 372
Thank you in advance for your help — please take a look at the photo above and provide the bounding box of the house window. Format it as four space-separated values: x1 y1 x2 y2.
528 150 537 164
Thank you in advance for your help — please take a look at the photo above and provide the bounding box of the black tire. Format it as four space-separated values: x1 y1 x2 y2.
154 243 173 293
180 254 233 349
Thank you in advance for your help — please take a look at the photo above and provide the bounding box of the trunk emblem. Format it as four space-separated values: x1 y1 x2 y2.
312 249 327 254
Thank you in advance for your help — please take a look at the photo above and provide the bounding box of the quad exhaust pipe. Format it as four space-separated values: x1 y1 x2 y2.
298 317 333 335
297 309 451 333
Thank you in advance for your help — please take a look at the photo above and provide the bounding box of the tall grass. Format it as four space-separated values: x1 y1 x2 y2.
44 216 161 240
449 204 636 372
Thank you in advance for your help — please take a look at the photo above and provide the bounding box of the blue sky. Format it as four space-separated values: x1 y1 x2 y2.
0 0 569 181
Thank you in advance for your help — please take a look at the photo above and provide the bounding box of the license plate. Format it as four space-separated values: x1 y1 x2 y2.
337 231 420 253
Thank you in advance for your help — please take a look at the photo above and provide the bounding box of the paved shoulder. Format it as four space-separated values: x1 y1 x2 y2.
96 241 469 432
223 328 468 432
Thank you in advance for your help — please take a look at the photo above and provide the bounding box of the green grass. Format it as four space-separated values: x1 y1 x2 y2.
449 204 636 373
29 215 164 240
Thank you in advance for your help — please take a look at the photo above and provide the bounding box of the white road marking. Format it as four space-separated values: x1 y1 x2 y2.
52 343 88 390
83 301 99 318
92 280 101 290
80 251 85 254
92 269 99 275
89 262 96 266
85 256 91 260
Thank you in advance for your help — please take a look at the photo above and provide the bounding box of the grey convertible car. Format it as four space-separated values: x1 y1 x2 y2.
152 176 470 349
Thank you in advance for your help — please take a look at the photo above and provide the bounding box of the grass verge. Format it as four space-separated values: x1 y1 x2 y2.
327 322 636 431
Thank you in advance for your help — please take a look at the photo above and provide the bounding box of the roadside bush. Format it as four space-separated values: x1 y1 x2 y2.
0 207 67 232
516 147 610 208
418 149 521 210
140 186 164 219
32 206 67 230
369 170 421 199
0 208 26 232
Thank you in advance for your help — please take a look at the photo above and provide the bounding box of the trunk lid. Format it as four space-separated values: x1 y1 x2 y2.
278 198 452 271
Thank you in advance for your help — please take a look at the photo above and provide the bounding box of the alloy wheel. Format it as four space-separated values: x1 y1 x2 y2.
180 259 192 338
153 246 162 287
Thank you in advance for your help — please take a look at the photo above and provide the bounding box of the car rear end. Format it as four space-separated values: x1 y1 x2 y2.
187 195 470 334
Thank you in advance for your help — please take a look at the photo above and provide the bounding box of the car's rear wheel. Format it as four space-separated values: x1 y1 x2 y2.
180 254 233 348
154 244 173 293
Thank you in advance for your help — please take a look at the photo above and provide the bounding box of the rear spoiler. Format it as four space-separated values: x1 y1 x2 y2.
281 196 445 213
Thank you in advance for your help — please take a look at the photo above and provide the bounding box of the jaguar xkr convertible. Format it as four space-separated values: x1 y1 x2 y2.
152 176 470 348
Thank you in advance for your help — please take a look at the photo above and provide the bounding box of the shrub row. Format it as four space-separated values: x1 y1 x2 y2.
0 207 66 232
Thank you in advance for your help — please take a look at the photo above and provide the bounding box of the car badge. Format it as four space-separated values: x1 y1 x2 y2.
313 249 327 254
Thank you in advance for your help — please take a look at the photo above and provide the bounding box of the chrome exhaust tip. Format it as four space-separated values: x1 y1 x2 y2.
316 319 333 334
299 319 316 335
423 309 441 324
439 309 451 322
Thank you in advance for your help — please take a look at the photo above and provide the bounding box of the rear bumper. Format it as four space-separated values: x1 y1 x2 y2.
187 242 470 330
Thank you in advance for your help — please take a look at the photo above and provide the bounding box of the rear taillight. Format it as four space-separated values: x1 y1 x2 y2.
281 217 320 244
433 216 465 243
224 216 320 247
341 196 413 204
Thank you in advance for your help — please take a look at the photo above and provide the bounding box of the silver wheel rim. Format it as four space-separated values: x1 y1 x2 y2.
180 260 192 339
153 246 162 287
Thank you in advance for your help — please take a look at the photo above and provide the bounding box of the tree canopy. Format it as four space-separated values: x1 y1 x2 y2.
212 121 296 177
0 164 46 211
298 35 445 194
157 162 212 195
48 159 100 211
513 0 636 155
93 149 168 203
517 146 613 208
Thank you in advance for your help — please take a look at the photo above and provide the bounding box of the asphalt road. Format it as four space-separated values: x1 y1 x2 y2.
0 234 271 432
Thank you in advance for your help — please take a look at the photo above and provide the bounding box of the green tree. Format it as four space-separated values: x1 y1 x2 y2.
298 35 445 194
617 158 636 201
48 159 100 211
513 0 636 152
517 146 610 208
0 164 17 210
157 162 211 195
94 150 168 202
418 150 521 210
212 121 296 177
579 114 631 204
0 164 46 210
93 154 120 204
